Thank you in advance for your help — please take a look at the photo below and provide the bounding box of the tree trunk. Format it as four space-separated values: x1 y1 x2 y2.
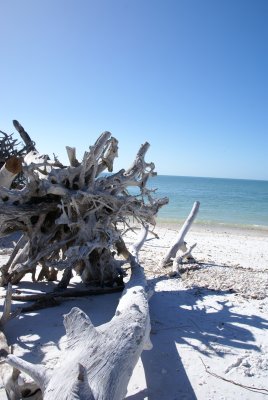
6 228 152 399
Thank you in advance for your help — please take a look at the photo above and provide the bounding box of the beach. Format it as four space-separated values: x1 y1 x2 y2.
126 223 268 399
0 223 268 399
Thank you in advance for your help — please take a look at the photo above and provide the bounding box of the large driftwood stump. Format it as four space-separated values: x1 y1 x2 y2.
0 123 168 288
6 228 152 400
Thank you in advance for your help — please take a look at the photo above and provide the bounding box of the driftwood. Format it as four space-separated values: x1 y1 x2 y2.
6 227 152 400
159 201 200 270
0 123 168 288
0 284 40 400
12 120 36 154
0 122 36 189
0 121 202 399
9 286 124 313
0 157 23 189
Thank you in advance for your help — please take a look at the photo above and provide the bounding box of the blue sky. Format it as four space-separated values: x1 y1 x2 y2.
1 0 267 180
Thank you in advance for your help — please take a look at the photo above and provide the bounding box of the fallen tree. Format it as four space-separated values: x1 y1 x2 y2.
0 122 168 288
6 227 152 400
0 122 200 399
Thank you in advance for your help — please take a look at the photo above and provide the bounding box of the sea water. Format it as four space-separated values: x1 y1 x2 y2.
146 175 268 230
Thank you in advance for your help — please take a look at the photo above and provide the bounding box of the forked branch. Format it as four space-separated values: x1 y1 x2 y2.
159 201 200 269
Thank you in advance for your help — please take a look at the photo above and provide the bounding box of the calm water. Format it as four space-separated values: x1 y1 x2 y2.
146 175 268 229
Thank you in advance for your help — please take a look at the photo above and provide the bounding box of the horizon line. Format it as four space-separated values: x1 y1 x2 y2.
155 174 268 182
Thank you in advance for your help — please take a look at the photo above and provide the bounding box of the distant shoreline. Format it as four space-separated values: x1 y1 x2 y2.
156 174 268 183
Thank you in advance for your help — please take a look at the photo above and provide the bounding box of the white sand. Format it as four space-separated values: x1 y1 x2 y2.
0 224 268 399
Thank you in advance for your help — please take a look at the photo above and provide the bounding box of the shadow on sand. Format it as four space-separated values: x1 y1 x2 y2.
126 275 267 400
3 275 268 400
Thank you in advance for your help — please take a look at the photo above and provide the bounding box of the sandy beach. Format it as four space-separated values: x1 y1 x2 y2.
0 223 268 399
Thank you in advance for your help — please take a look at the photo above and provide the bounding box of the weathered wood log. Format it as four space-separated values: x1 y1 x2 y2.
6 229 152 400
159 201 200 269
7 286 124 313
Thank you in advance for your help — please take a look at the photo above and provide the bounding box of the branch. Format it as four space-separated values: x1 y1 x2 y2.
172 242 197 274
6 355 50 393
129 224 149 261
11 286 124 302
159 201 200 268
0 157 22 189
12 120 36 152
200 357 268 395
0 284 21 326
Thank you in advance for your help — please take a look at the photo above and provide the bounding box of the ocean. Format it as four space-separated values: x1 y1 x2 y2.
146 175 268 230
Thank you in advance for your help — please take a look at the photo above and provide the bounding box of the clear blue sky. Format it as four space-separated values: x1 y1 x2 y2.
1 0 267 180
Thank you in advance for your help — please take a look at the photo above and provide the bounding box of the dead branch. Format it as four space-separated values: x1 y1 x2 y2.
159 201 200 269
200 357 268 395
12 120 36 153
11 286 124 303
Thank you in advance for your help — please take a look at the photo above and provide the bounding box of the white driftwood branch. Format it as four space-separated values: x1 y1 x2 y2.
0 285 39 400
129 224 149 261
0 284 20 325
5 355 49 394
159 201 200 268
6 237 152 399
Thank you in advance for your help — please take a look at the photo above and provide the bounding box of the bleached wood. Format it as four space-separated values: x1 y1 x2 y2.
159 201 200 268
6 235 151 400
129 224 149 261
172 242 197 274
1 284 15 325
66 146 79 167
0 284 39 400
0 157 22 189
0 128 168 286
0 165 15 187
6 355 49 393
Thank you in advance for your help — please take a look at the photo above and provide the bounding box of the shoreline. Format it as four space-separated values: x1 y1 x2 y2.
155 218 268 238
